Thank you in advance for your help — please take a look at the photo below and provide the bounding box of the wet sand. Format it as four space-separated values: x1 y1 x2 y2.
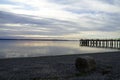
0 51 120 80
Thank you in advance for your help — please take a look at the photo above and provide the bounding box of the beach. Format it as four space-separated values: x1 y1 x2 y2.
0 51 120 80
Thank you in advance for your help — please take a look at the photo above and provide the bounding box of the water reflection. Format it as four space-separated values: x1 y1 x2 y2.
0 40 118 59
17 41 79 49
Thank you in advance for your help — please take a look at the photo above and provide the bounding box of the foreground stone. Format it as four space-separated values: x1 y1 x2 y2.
75 56 96 72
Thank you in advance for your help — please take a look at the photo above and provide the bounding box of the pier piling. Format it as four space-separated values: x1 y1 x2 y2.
80 39 120 49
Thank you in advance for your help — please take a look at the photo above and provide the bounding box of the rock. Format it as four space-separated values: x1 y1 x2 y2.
101 68 111 75
101 65 112 75
75 56 96 72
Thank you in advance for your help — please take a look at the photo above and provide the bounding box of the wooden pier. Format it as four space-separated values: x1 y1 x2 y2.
80 39 120 49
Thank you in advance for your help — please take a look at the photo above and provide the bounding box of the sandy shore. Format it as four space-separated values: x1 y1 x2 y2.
0 51 120 80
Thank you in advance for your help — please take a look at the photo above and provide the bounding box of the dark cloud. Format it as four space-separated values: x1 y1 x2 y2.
0 10 120 38
0 11 83 37
0 11 49 25
0 11 77 26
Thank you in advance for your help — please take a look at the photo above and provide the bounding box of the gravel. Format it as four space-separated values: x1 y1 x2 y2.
0 51 120 80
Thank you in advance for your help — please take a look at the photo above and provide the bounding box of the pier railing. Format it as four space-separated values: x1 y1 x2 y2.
80 39 120 49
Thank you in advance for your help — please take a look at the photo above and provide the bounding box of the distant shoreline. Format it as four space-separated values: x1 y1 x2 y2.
0 39 78 41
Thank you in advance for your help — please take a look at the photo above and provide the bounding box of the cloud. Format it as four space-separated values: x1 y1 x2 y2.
52 0 120 13
0 11 80 37
0 0 120 39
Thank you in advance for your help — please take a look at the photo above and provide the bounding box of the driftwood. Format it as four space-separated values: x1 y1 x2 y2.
75 56 96 72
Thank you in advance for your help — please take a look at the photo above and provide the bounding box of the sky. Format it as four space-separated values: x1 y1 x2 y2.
0 0 120 39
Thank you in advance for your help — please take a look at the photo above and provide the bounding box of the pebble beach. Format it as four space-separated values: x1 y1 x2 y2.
0 51 120 80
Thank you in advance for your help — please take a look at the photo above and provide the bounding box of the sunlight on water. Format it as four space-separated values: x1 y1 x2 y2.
0 40 118 59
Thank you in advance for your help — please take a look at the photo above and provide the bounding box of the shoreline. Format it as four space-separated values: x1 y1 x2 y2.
0 51 119 60
0 51 120 80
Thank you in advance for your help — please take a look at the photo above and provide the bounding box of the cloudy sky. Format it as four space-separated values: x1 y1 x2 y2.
0 0 120 39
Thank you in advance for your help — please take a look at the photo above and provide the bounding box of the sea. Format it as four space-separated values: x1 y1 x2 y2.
0 40 119 59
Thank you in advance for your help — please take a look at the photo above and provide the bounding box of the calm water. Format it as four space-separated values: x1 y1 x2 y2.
0 40 118 59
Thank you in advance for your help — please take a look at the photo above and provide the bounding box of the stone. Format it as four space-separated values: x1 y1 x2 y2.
101 68 111 75
101 65 112 75
75 56 96 72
